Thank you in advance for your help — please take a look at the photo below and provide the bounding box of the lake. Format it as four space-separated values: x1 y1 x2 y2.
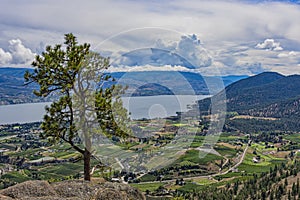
0 95 209 125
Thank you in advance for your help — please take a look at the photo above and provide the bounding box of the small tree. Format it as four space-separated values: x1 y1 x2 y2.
25 33 131 181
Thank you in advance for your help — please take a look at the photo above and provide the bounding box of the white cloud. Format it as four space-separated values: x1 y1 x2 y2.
153 34 212 68
107 65 191 72
1 0 300 48
0 39 35 66
255 39 283 51
176 34 212 68
110 34 212 69
0 0 300 75
277 51 299 58
197 59 266 76
0 48 12 65
8 39 35 64
237 62 264 74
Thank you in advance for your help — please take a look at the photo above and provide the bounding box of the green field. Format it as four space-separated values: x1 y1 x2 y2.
214 144 238 157
131 182 165 192
284 133 300 143
177 150 222 165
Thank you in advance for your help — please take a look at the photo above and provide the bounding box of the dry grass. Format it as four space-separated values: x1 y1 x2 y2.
217 142 238 149
273 151 290 158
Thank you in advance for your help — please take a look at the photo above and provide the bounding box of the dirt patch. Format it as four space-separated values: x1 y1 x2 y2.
218 142 237 149
273 151 290 158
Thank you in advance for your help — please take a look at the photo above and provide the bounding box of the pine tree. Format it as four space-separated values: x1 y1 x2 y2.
292 182 297 196
25 33 130 181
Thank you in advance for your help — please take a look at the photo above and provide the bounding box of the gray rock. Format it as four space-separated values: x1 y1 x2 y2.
0 181 57 199
0 180 145 200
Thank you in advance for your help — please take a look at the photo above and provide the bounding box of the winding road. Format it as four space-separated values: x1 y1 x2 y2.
137 141 250 184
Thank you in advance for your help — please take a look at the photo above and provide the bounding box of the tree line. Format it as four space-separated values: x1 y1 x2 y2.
174 161 300 200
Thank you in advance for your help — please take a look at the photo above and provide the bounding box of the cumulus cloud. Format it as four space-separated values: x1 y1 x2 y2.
0 39 35 66
255 39 283 51
112 34 212 69
175 34 212 68
8 39 35 64
0 48 12 65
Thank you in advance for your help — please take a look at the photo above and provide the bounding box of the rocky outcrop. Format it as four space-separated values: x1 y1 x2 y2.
0 180 145 200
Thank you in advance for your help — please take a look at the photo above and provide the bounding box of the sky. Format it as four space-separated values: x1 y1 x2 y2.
0 0 300 75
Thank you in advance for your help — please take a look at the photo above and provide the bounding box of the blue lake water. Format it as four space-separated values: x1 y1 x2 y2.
0 95 209 125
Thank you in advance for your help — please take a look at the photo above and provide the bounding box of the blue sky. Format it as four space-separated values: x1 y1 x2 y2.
0 0 300 75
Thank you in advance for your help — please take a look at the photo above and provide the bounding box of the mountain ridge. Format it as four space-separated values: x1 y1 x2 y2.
0 68 248 104
198 71 300 131
226 73 300 113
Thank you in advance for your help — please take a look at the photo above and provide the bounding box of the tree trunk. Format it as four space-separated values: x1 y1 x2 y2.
83 149 91 181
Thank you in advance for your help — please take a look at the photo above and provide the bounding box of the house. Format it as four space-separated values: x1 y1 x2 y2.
111 178 121 183
252 157 259 163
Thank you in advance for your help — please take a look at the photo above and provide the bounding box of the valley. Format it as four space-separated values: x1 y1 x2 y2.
1 71 300 199
0 114 299 199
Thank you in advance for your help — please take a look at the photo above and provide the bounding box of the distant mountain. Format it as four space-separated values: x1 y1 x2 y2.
198 71 300 131
220 75 249 87
224 72 289 112
109 71 209 95
228 73 300 113
0 67 58 105
108 71 248 96
0 68 248 105
0 68 37 105
225 72 284 93
0 67 249 105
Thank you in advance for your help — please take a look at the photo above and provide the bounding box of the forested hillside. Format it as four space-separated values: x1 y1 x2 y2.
198 72 300 132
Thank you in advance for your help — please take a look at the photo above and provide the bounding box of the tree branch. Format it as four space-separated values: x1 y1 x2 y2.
61 136 85 154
